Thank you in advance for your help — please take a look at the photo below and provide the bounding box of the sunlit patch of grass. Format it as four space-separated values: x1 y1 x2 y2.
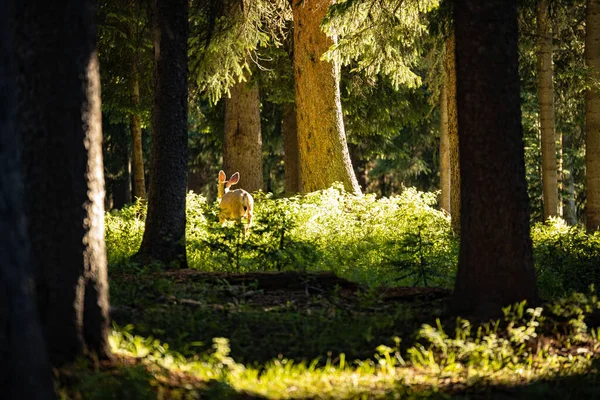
97 297 600 399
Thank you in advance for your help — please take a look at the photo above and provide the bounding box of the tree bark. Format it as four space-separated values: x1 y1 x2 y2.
445 34 460 233
452 0 538 317
563 129 578 225
537 0 559 219
223 80 264 193
136 0 189 268
0 1 55 395
439 77 451 213
282 102 301 194
16 0 112 365
586 0 600 231
130 58 146 200
292 0 361 194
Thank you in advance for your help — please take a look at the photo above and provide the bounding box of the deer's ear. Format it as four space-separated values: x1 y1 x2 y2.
227 172 240 187
218 170 226 182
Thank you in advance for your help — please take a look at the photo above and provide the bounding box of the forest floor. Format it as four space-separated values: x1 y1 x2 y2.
57 270 600 399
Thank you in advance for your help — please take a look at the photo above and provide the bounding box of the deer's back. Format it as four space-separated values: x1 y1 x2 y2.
220 189 253 219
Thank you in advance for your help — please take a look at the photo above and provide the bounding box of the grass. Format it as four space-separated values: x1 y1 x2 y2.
58 281 600 399
56 186 600 398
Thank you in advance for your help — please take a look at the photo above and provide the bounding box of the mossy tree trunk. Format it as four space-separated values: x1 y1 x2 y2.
586 0 600 231
452 0 538 318
136 0 189 268
444 34 460 233
292 0 361 194
223 80 264 193
16 0 111 365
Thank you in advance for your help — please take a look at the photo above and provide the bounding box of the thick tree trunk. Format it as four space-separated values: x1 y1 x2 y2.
16 0 112 365
0 2 55 396
130 59 146 200
439 78 451 213
586 0 600 231
136 0 189 268
537 0 559 219
223 80 264 193
292 0 361 194
452 0 538 317
282 102 301 194
445 34 460 233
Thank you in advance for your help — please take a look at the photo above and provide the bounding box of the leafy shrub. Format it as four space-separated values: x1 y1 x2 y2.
105 199 146 267
531 218 600 299
106 185 458 287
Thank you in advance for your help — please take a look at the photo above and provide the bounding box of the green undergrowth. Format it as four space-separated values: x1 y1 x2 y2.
106 185 457 287
58 293 600 399
94 185 600 398
106 185 600 296
108 269 447 363
532 217 600 299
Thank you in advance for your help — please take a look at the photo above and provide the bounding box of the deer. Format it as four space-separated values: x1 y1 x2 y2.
217 170 254 236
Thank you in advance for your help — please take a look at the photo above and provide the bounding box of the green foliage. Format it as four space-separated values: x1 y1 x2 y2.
341 70 439 193
106 186 458 287
531 218 600 299
106 191 600 301
98 0 153 126
64 296 600 399
409 300 595 383
105 199 147 267
189 0 291 103
323 0 439 89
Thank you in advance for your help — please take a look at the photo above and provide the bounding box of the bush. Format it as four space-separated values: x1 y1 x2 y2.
531 218 600 299
106 185 458 287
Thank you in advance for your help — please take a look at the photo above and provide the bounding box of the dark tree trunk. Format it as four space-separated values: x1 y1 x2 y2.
112 151 132 209
282 102 300 194
0 1 55 396
223 80 264 193
136 0 189 268
16 0 111 365
452 0 538 317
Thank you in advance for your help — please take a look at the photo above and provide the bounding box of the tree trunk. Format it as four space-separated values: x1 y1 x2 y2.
0 2 55 395
130 58 146 200
282 102 301 194
136 0 189 268
537 0 559 219
16 0 112 365
452 0 538 318
292 0 361 194
349 143 368 193
445 34 460 233
112 151 132 209
586 0 600 231
563 130 578 225
223 80 264 193
439 77 451 213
